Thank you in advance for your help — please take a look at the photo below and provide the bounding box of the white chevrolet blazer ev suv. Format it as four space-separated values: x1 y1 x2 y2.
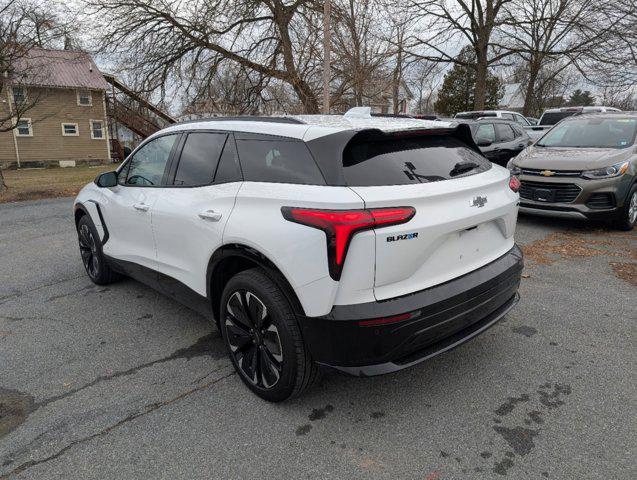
74 109 523 401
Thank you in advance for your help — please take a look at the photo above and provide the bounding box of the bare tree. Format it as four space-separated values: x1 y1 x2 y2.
408 0 512 110
500 0 612 116
330 0 390 110
86 0 325 113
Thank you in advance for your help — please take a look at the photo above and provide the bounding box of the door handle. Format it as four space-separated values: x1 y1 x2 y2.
198 210 222 221
133 203 149 212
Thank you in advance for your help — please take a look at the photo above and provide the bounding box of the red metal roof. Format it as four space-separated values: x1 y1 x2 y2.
11 48 109 91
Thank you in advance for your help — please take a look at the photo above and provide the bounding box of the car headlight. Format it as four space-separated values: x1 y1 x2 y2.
581 161 629 179
507 162 522 175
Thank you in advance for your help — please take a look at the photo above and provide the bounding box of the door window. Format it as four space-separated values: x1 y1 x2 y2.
173 133 227 186
501 113 515 120
495 123 516 142
474 123 496 144
514 114 530 126
124 134 177 186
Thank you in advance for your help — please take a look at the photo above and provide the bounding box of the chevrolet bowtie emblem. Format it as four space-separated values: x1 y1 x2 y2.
540 170 556 177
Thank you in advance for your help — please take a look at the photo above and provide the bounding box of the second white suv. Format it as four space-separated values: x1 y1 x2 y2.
74 110 523 401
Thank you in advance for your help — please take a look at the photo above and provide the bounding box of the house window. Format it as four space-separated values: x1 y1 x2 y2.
12 86 26 106
77 89 92 106
62 123 79 136
90 120 104 139
15 118 33 137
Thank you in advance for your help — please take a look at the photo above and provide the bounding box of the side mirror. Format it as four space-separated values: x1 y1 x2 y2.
476 139 492 147
95 171 118 188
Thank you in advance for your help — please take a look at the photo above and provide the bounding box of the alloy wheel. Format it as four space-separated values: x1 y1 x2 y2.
78 224 99 278
629 191 637 225
225 290 283 389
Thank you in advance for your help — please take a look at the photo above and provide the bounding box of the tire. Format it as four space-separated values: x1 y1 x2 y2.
77 215 120 285
219 268 318 402
613 184 637 231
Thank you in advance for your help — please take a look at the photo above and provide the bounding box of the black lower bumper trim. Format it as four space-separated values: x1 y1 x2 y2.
300 245 523 376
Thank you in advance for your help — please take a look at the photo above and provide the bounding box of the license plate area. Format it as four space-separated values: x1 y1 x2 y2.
533 188 555 202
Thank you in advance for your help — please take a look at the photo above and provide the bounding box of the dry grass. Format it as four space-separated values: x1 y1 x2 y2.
0 164 115 203
609 262 637 286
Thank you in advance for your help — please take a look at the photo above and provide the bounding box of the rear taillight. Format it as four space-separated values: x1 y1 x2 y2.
509 175 521 193
282 206 415 280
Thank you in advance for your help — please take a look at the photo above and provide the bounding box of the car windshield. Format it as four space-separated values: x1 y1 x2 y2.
455 112 496 120
537 118 637 149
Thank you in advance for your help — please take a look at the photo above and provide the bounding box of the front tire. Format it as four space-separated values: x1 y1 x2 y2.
77 215 120 285
613 185 637 231
220 268 318 402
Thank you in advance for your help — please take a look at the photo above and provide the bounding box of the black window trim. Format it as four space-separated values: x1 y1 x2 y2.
115 131 182 188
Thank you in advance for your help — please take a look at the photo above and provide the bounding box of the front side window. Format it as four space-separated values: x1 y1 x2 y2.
501 113 515 121
77 90 92 106
173 133 227 186
236 139 325 185
90 120 104 139
537 118 637 149
12 86 26 106
124 134 177 186
514 114 530 126
62 123 79 136
15 118 32 136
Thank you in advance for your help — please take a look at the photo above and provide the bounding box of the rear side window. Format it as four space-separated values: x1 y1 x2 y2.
343 135 490 186
173 133 227 186
495 123 516 142
236 139 325 185
474 123 496 143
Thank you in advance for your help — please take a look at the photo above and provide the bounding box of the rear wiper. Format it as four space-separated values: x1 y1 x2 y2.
449 161 480 177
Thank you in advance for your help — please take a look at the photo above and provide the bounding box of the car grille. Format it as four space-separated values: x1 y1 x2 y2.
586 193 615 209
520 168 581 177
519 181 582 203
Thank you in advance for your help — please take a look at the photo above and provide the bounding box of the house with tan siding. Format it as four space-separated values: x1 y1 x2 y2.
0 48 110 168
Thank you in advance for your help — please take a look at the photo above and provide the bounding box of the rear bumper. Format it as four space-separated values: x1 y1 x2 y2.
300 245 523 376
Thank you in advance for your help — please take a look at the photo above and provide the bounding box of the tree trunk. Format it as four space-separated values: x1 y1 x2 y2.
0 168 7 194
474 62 487 110
292 78 320 113
522 59 541 116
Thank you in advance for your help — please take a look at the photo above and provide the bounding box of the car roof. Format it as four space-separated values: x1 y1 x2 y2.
160 109 453 142
559 111 637 121
542 106 621 114
455 110 520 116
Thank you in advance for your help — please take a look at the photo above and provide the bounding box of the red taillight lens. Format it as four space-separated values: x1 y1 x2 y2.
282 206 415 280
509 175 521 193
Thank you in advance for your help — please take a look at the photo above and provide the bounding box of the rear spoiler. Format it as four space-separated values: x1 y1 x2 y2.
306 124 481 186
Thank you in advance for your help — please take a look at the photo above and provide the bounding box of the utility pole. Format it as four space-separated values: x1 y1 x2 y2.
322 0 331 114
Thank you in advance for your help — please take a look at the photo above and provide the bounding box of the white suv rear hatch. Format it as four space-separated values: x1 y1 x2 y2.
343 131 519 300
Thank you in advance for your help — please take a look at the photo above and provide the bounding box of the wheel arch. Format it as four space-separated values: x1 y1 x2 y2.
207 244 306 325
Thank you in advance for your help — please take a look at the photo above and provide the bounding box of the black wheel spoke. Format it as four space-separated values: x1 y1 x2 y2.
78 224 100 279
225 289 283 390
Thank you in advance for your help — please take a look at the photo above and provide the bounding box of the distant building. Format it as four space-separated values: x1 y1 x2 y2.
0 48 111 168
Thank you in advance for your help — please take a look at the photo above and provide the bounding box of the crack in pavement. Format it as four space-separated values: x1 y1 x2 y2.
35 333 224 411
0 275 85 305
0 368 236 479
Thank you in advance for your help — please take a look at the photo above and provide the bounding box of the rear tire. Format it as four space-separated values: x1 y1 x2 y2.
613 185 637 231
77 215 120 285
219 268 318 402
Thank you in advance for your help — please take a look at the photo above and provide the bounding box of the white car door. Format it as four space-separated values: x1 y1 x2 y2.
100 133 180 269
151 132 243 297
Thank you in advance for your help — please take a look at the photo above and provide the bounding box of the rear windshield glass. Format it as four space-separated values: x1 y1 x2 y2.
537 118 637 149
236 139 326 185
539 111 577 125
343 135 491 186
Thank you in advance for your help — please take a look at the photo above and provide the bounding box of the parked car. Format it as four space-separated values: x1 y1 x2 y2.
455 109 543 140
461 118 533 167
74 110 523 401
529 106 623 138
508 112 637 230
526 117 539 125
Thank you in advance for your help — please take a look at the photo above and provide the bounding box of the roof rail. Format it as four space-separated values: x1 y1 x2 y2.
176 116 306 125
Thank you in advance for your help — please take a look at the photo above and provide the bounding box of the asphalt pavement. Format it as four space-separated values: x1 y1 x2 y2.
1 197 635 479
